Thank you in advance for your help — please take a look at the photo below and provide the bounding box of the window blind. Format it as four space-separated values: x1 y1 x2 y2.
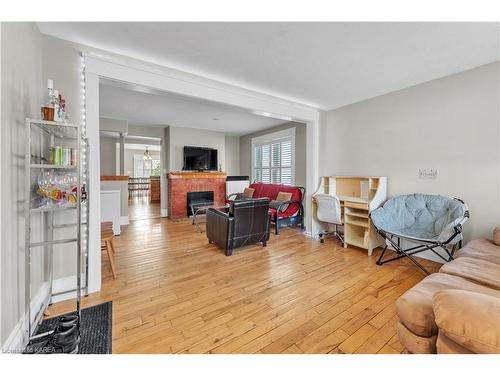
253 137 293 185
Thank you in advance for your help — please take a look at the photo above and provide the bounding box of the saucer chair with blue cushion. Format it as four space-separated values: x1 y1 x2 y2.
370 194 469 275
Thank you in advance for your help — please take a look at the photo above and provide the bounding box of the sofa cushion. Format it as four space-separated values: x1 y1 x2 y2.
436 332 474 354
276 191 292 202
396 273 498 337
268 207 300 220
370 194 467 244
397 321 437 354
494 227 500 246
242 187 255 198
433 290 500 354
439 257 500 290
249 183 302 218
276 191 293 211
455 238 500 265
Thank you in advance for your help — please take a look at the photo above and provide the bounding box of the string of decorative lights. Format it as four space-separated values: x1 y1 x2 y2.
80 53 88 292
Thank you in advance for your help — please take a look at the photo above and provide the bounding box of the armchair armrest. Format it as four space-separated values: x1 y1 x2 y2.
226 193 240 201
207 207 230 218
206 208 234 251
433 290 500 354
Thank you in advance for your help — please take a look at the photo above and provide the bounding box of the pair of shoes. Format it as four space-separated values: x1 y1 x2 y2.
57 314 79 330
25 314 80 354
49 323 80 354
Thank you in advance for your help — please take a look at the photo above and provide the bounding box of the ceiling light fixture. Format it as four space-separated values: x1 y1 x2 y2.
143 146 152 160
252 110 293 122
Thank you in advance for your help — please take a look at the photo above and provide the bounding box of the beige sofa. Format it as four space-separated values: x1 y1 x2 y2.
395 233 500 354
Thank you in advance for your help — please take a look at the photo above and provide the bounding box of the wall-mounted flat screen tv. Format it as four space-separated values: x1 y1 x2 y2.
183 146 218 171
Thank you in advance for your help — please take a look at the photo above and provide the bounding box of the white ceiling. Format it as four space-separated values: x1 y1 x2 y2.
39 22 499 109
99 81 287 135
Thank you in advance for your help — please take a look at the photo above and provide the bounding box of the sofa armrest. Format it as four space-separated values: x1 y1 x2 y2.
433 289 500 354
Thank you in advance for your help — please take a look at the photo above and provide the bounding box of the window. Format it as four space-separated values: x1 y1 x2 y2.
252 129 294 185
133 155 160 177
151 159 161 177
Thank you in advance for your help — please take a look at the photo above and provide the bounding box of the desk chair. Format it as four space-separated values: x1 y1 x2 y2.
313 193 345 245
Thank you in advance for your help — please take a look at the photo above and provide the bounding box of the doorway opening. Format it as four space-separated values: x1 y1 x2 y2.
122 142 162 221
85 55 319 294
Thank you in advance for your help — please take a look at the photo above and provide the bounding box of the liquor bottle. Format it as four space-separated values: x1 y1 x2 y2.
47 79 54 100
41 79 55 121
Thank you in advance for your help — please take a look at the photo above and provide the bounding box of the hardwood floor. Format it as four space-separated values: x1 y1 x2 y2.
128 195 160 221
48 217 440 354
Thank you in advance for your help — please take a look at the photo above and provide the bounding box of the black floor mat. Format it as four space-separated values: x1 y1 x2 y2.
33 301 112 354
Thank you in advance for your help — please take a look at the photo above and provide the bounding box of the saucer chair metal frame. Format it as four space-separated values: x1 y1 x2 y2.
371 196 470 275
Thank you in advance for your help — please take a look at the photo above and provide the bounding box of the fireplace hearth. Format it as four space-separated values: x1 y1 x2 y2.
187 191 214 216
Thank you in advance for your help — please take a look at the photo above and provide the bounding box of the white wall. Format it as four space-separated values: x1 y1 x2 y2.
320 62 500 241
42 35 82 133
99 136 117 175
41 34 85 284
1 22 43 351
224 135 240 176
100 117 127 133
168 126 226 171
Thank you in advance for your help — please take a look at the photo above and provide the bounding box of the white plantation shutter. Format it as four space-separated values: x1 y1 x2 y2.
280 139 293 185
253 134 294 185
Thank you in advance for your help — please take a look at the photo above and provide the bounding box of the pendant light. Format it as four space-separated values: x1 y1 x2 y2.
143 146 152 160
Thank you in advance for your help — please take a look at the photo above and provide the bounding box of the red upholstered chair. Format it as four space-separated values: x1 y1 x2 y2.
248 183 305 234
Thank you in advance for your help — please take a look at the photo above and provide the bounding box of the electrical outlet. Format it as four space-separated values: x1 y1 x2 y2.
418 169 438 179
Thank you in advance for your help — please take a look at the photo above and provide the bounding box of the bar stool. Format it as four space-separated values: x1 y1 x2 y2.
101 221 117 279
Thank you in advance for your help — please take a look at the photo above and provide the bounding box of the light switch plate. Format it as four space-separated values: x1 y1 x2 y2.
419 169 438 179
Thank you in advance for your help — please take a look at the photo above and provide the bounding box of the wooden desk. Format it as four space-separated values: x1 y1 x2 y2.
314 176 387 255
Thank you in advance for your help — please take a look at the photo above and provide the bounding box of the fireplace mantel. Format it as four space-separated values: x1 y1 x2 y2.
168 171 226 180
167 171 226 219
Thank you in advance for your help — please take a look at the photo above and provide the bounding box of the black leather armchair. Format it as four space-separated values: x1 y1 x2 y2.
206 198 271 256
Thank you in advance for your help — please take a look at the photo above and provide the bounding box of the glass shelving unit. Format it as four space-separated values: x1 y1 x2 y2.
24 118 89 346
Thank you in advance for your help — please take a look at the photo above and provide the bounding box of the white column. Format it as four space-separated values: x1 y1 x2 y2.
85 71 102 293
119 133 125 175
306 117 320 236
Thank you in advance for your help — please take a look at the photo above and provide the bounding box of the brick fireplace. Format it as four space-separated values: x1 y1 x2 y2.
167 171 226 219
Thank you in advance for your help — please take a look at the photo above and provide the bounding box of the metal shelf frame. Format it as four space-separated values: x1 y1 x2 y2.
24 118 89 343
30 164 78 170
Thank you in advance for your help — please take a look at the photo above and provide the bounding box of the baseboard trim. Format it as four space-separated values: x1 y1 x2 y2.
120 215 129 226
161 208 168 218
2 281 50 353
2 313 27 353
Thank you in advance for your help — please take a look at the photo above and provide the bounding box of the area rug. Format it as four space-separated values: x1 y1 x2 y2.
35 301 112 354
